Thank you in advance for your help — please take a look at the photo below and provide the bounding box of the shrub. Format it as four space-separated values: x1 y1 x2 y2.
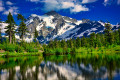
55 48 63 55
71 48 76 54
67 48 71 54
15 45 24 53
0 44 4 50
4 44 16 52
25 44 38 52
49 49 56 54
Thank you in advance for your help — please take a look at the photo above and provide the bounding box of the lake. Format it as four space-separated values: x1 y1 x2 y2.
0 54 120 80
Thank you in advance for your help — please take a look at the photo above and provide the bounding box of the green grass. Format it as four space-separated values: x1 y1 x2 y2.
0 52 43 57
76 45 120 54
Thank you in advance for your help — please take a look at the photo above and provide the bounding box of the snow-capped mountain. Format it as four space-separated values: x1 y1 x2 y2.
25 11 120 43
0 11 120 43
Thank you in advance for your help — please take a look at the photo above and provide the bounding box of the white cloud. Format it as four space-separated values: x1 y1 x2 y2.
70 5 89 13
103 0 120 6
61 2 74 9
0 1 3 6
0 6 4 12
3 7 19 15
41 0 89 13
27 0 40 2
0 0 19 15
117 0 120 5
82 0 97 4
43 0 61 11
0 0 4 12
6 1 13 5
103 0 109 6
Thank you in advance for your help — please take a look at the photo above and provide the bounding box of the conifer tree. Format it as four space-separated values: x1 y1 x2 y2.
90 32 96 47
76 37 81 48
0 28 1 37
118 29 120 44
0 17 1 37
5 12 16 44
81 36 87 47
17 14 28 41
113 31 119 44
104 23 113 45
96 33 102 47
34 27 38 42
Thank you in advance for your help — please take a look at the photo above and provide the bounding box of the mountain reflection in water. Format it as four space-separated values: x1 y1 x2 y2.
0 55 120 80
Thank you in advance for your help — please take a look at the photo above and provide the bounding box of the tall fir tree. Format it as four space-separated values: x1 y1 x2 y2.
104 23 113 45
34 27 38 42
0 28 2 43
76 37 81 48
118 29 120 44
5 12 16 44
0 17 2 43
90 32 96 48
113 31 119 44
81 36 87 47
17 14 28 41
96 33 102 47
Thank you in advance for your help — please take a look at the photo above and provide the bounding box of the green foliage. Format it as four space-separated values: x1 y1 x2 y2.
55 48 63 55
104 23 113 45
0 28 2 41
17 14 28 41
23 43 38 52
15 45 24 53
43 23 120 55
34 27 38 40
5 12 16 44
4 44 16 52
67 48 71 54
0 44 3 50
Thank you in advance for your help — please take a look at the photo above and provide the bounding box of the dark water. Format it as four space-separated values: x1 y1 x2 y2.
0 54 120 80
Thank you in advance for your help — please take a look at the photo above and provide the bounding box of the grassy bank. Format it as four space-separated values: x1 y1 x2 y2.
0 52 43 57
76 45 120 54
43 45 120 56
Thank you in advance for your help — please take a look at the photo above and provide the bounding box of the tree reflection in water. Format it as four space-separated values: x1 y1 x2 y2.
0 55 120 80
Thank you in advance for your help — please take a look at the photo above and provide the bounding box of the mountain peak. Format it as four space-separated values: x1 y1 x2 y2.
44 11 60 16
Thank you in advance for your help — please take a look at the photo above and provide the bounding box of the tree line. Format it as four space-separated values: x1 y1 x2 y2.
43 23 120 54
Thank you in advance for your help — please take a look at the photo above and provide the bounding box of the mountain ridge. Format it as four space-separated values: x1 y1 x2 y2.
0 11 120 43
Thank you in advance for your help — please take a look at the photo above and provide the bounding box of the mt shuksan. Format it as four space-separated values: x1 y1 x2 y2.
0 11 120 43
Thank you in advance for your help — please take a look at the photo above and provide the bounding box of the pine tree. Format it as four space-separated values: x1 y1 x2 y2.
0 17 2 43
104 23 113 45
81 36 87 47
96 33 102 47
76 37 81 48
0 28 2 43
69 39 74 48
90 32 96 48
101 34 105 46
49 40 54 48
54 39 59 48
61 40 67 48
113 31 119 44
5 12 16 44
34 27 38 42
17 14 28 41
118 29 120 44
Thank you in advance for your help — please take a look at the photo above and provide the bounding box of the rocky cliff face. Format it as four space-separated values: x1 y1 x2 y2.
25 11 80 43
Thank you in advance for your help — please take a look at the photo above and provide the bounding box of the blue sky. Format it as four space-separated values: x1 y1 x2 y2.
0 0 120 25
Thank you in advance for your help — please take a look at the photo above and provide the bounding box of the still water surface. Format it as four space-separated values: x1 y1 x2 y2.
0 54 120 80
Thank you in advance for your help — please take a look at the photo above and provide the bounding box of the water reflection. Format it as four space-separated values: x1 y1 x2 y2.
0 55 120 80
